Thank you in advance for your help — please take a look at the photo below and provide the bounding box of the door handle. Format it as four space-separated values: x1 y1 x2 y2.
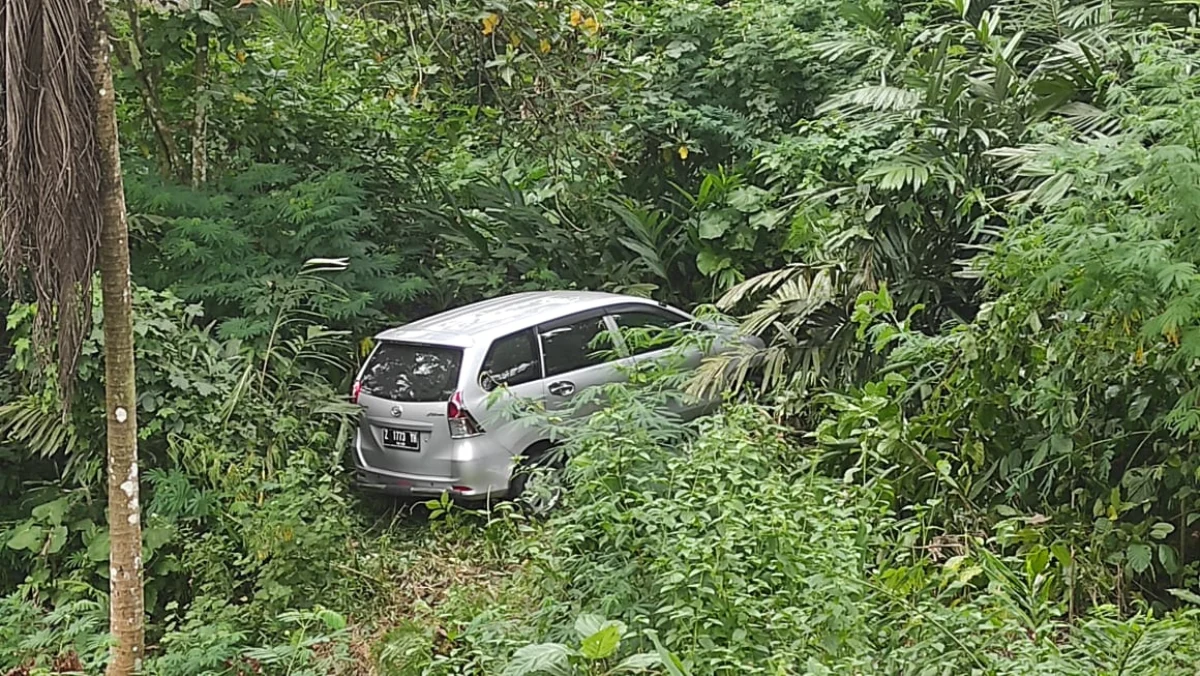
548 380 575 396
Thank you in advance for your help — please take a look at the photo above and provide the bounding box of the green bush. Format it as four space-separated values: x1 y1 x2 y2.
127 164 426 337
813 43 1200 602
468 376 1200 675
0 279 373 671
543 402 873 673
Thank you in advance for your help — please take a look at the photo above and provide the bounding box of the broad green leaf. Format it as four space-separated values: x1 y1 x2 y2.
1129 395 1151 420
502 643 571 676
663 41 696 58
198 9 222 26
1169 588 1200 605
649 633 690 676
1050 434 1072 456
1159 544 1179 574
1150 522 1175 540
1050 543 1072 568
87 532 110 562
45 525 68 555
727 186 768 213
698 211 734 240
696 250 729 275
748 209 784 230
581 624 621 660
31 498 69 526
316 607 347 631
956 565 983 585
612 653 660 673
6 524 43 552
1127 543 1153 574
143 525 174 555
1027 311 1043 333
1025 546 1049 577
574 613 606 639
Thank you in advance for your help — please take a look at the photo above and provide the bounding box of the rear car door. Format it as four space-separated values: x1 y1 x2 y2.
472 328 546 446
537 310 624 415
355 342 462 478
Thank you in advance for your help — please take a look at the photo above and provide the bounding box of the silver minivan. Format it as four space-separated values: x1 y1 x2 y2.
349 290 737 502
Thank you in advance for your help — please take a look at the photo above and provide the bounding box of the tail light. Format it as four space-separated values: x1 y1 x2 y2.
351 379 362 404
447 391 483 438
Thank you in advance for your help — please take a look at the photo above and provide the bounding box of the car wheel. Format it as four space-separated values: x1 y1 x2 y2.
507 444 565 515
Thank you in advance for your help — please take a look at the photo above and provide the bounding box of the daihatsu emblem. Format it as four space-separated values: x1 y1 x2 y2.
390 405 403 418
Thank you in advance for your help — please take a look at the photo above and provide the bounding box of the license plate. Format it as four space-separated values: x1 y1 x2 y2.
382 428 420 451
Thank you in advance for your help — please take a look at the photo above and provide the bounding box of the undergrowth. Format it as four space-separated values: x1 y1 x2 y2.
3 287 1199 675
362 379 1200 676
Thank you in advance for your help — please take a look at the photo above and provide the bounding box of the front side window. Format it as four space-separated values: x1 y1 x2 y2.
539 315 616 377
361 343 462 402
481 330 542 390
611 308 689 355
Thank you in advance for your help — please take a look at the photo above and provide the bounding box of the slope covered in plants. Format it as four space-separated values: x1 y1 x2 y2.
3 0 1200 673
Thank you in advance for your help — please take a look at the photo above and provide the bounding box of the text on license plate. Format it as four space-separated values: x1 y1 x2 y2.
382 428 420 451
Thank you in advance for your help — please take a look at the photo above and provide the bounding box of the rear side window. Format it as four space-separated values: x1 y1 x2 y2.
481 330 542 390
361 343 462 402
540 315 616 377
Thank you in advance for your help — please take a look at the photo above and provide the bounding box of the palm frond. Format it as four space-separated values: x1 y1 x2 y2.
1057 101 1119 134
718 264 818 310
818 85 924 116
0 395 78 459
861 159 933 192
702 265 872 404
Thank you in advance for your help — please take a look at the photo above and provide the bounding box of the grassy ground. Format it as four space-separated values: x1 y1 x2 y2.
343 499 545 675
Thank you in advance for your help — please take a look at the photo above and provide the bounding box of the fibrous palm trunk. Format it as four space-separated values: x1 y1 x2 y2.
2 0 144 669
91 0 145 672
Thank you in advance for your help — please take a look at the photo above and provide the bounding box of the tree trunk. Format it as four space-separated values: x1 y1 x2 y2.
92 3 145 674
191 4 210 187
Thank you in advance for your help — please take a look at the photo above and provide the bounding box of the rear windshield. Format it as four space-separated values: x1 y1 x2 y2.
361 343 462 402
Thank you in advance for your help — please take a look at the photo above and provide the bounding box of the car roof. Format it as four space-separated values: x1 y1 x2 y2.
374 291 670 348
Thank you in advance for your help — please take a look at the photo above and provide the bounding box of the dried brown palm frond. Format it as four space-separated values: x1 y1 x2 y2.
1 0 103 405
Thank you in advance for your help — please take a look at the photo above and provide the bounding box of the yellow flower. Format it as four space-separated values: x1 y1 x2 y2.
539 38 552 54
581 16 600 34
482 12 500 36
678 145 689 160
569 8 582 26
510 33 522 47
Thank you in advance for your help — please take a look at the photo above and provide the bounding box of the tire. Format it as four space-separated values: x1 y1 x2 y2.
506 442 565 514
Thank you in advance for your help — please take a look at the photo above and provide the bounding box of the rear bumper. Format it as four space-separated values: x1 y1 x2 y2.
351 465 504 501
347 437 512 501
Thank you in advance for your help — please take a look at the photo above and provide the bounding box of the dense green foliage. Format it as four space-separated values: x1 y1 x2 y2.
4 0 1200 672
